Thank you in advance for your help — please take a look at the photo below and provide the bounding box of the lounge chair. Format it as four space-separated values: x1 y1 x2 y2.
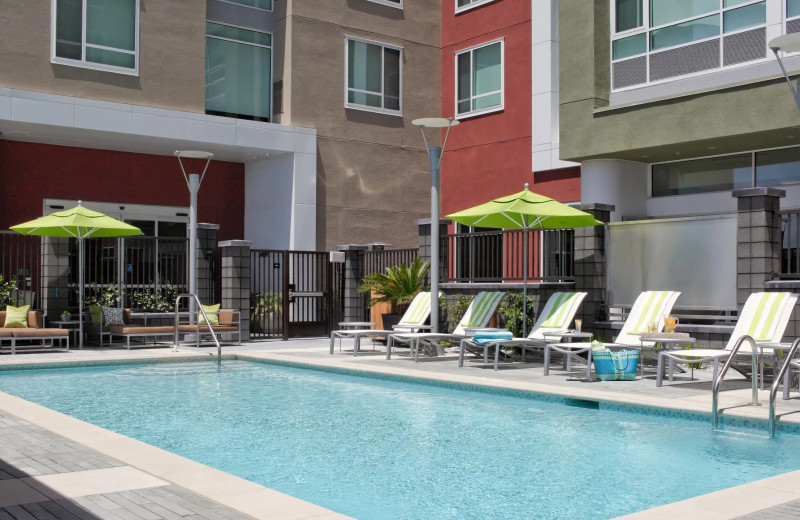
543 290 681 379
387 291 505 361
329 291 437 356
458 291 587 370
656 291 799 387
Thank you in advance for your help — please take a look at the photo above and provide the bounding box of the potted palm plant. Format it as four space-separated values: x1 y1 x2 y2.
358 258 430 330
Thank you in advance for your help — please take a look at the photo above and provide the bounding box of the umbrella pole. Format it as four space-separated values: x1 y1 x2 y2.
523 228 528 337
79 238 84 349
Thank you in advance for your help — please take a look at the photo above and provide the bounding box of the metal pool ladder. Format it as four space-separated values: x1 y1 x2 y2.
173 293 222 361
769 337 800 437
711 335 759 431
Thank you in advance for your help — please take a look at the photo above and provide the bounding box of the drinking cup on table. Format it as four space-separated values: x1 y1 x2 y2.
574 319 582 332
664 316 678 333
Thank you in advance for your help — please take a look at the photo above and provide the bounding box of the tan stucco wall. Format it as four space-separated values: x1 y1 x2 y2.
283 0 441 250
0 1 206 113
559 0 800 164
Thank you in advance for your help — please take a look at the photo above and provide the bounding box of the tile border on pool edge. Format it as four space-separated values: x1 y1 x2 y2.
239 356 800 435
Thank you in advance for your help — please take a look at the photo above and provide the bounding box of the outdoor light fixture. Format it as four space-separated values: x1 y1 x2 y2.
412 117 459 334
769 33 800 113
175 150 214 307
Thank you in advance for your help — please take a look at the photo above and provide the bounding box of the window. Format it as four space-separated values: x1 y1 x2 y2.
345 37 402 115
219 0 273 10
790 0 800 18
456 39 503 118
756 147 800 187
205 22 272 122
651 154 751 197
611 0 767 91
367 0 403 8
52 0 139 74
456 0 496 13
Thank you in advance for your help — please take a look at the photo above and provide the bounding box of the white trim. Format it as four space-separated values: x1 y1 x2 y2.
455 0 496 14
344 35 403 117
454 38 504 119
50 0 140 76
216 0 273 12
367 0 403 9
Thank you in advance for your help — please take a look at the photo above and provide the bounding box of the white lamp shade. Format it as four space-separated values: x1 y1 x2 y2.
770 33 800 53
412 117 460 128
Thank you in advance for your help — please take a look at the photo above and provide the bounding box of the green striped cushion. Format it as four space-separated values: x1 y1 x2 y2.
630 291 671 334
401 292 431 325
744 292 790 342
456 292 504 334
540 292 579 328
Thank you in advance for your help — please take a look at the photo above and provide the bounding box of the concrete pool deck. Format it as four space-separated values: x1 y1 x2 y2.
2 337 800 519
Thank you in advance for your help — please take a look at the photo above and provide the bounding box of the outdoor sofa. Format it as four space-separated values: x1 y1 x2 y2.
0 310 69 354
107 308 242 349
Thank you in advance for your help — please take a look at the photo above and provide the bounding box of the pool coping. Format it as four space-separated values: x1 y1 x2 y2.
1 349 799 519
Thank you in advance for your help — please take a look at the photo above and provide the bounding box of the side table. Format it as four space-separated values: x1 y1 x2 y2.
542 331 594 379
55 320 83 349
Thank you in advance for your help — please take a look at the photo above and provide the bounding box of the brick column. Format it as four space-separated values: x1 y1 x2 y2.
337 244 368 322
573 203 615 333
196 223 219 306
41 237 70 321
220 240 252 341
732 188 784 309
416 218 451 282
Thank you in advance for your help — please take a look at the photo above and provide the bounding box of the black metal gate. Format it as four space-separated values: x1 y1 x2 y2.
251 249 342 339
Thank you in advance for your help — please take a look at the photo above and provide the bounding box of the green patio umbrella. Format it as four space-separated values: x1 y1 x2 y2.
10 202 143 348
446 183 602 335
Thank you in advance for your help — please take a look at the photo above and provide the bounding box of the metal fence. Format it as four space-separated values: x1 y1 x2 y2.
0 231 42 308
782 210 800 277
443 228 573 283
363 248 418 277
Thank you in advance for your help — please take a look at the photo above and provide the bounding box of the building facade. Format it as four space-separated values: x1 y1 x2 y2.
0 0 442 252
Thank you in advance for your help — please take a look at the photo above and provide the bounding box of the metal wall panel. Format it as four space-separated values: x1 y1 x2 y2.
649 39 720 81
723 28 765 67
607 215 737 309
613 56 647 89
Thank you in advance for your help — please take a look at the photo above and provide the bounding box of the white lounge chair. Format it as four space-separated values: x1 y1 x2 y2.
387 291 505 362
543 290 682 379
656 291 799 387
329 291 437 356
458 291 588 370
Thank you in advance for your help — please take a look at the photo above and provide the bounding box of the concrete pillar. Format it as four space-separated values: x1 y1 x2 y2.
220 240 252 341
733 188 785 309
416 218 451 282
337 244 368 322
41 237 70 321
573 203 615 333
196 223 219 306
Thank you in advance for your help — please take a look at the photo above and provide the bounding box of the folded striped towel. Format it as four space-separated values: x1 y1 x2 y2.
472 330 513 345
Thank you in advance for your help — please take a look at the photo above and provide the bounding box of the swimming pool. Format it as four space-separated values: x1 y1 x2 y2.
0 359 797 520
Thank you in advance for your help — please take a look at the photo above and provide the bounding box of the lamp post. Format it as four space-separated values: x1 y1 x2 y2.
175 150 214 304
411 117 459 333
769 33 800 112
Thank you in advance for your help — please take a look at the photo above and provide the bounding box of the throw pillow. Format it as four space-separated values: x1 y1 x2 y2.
198 303 220 325
88 304 103 325
102 307 125 327
3 304 29 328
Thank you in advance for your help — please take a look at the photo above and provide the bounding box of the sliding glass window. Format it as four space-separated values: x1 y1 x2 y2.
756 148 800 187
219 0 272 10
205 22 272 122
53 0 139 74
652 154 751 197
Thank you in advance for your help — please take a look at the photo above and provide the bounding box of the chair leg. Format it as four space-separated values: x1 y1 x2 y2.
543 346 551 375
329 334 336 354
494 343 501 371
784 364 791 400
586 349 592 379
386 336 393 360
458 340 465 367
656 353 664 387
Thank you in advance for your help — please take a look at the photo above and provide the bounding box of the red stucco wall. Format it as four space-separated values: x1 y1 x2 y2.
0 141 245 241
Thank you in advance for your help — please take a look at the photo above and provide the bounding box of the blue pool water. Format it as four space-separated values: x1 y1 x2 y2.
0 360 799 520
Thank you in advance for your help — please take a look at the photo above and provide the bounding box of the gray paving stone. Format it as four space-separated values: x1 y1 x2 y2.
4 505 38 520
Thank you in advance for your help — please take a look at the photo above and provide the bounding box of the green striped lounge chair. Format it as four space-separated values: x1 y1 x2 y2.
656 291 799 387
329 291 437 356
387 291 506 362
458 291 588 370
543 290 681 379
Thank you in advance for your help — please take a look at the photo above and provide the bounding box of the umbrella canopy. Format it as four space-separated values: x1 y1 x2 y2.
447 183 602 230
446 184 601 336
10 202 143 348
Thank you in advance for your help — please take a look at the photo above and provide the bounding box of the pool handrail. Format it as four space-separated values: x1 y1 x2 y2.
769 337 800 437
711 335 758 431
174 293 221 361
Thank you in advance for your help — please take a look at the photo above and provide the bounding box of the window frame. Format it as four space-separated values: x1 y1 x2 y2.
344 36 404 117
367 0 403 9
610 0 770 93
455 0 497 14
205 21 273 123
454 38 505 120
50 0 140 76
216 0 274 12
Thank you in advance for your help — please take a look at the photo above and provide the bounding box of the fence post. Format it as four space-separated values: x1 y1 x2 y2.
573 203 615 333
416 218 451 282
219 240 252 341
196 223 219 306
337 244 368 323
732 188 785 310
